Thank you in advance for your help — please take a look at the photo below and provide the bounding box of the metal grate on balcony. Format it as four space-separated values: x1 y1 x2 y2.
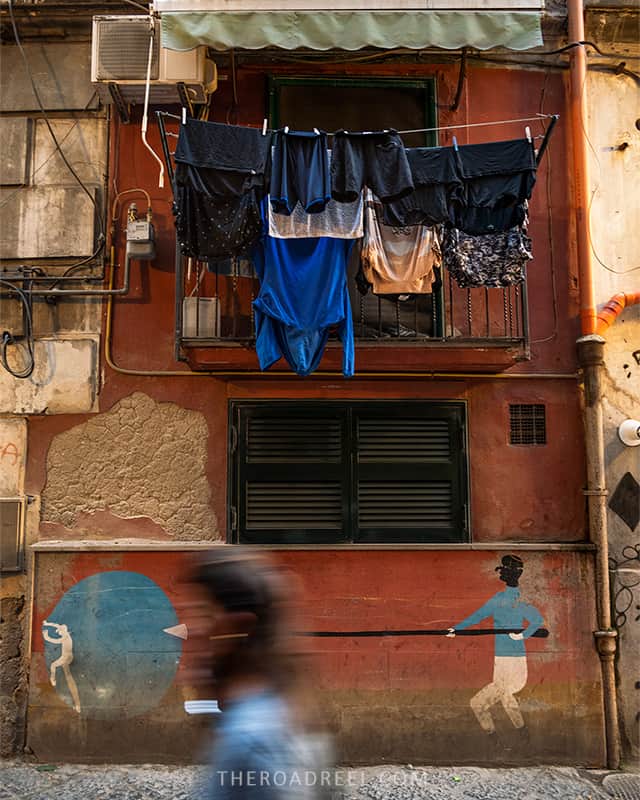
177 253 529 350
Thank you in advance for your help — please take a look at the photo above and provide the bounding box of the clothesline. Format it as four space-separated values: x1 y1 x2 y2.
157 110 559 138
157 111 559 178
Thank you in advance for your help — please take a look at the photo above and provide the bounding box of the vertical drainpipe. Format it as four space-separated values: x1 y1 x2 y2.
577 335 620 769
568 0 621 768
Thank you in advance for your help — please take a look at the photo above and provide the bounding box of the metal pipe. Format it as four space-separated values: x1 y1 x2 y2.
577 334 621 769
568 0 620 766
567 0 597 335
6 250 132 297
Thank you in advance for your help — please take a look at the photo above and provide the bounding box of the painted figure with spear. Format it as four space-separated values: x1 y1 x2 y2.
446 554 544 734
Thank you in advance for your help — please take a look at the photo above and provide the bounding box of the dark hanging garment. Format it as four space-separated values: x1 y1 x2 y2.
172 118 271 260
174 117 272 191
452 138 537 235
270 130 331 215
173 170 262 261
383 145 461 227
331 130 414 204
441 224 533 288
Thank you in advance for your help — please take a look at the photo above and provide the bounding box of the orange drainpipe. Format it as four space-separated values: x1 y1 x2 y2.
567 0 597 335
595 291 640 336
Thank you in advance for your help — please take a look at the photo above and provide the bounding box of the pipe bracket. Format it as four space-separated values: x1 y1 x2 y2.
594 629 618 660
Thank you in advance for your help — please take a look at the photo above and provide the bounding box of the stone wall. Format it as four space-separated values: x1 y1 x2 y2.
588 69 640 767
0 41 106 756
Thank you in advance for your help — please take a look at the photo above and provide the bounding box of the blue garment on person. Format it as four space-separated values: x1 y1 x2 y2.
454 586 543 657
205 690 307 799
251 222 355 377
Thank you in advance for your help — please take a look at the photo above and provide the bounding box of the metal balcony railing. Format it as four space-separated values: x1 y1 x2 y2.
176 254 528 353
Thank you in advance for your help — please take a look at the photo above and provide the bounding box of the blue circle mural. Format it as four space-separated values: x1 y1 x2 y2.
43 571 183 718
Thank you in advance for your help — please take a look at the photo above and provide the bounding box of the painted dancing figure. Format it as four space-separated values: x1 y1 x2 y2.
42 620 81 713
447 555 543 733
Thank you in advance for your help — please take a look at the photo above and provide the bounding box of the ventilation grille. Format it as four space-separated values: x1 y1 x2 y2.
358 481 453 528
246 482 342 529
358 418 450 462
95 19 160 81
247 417 342 463
509 404 546 445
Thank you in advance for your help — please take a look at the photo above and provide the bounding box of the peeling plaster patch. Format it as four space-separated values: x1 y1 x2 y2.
42 392 217 540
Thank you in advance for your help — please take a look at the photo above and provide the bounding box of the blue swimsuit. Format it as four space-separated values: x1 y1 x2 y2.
252 210 355 377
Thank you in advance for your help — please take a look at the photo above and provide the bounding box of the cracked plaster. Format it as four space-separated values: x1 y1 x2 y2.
41 392 217 540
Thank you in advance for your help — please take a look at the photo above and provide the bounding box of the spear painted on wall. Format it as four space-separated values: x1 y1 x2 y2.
303 628 550 638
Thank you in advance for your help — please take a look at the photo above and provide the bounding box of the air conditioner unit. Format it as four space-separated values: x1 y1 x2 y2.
91 15 216 106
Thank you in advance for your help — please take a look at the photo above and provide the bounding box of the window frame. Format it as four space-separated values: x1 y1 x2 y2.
267 75 439 148
228 399 469 545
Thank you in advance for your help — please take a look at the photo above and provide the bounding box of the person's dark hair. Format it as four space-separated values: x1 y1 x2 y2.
195 549 293 691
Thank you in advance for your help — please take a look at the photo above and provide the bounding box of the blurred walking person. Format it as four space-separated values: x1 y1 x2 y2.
185 549 331 799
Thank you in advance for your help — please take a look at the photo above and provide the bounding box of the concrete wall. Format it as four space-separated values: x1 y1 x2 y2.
0 42 105 417
587 69 640 767
0 42 106 755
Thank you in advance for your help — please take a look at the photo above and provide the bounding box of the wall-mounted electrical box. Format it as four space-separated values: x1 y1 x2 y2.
0 498 26 573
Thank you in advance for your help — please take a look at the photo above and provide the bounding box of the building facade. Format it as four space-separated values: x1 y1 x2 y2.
0 0 638 767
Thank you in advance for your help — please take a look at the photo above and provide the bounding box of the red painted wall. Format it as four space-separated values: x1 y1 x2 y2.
28 549 603 764
23 61 599 764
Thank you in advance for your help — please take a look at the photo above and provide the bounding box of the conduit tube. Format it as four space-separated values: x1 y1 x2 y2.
577 292 640 770
595 291 640 335
568 0 597 336
578 334 620 770
568 0 625 768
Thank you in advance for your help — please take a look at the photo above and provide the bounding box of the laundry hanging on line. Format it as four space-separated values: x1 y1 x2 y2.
252 200 355 378
361 190 441 296
169 117 542 376
172 117 538 256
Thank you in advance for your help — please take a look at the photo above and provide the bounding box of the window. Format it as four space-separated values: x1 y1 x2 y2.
229 401 468 544
268 76 437 148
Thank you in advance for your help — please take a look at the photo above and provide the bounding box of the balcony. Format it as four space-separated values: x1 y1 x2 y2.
176 255 529 374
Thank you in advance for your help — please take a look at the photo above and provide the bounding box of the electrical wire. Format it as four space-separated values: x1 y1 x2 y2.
6 0 105 242
0 278 35 379
121 0 152 11
226 49 240 125
6 0 106 283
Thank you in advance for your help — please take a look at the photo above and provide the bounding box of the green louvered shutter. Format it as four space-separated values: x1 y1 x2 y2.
231 402 467 544
353 404 467 543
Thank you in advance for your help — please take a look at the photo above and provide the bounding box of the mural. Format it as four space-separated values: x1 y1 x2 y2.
447 555 545 734
42 621 81 713
29 550 605 765
42 571 183 718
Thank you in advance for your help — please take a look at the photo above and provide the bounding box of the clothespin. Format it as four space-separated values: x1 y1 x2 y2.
262 118 268 136
182 107 187 125
452 135 459 152
313 127 320 135
525 126 532 143
284 125 289 134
